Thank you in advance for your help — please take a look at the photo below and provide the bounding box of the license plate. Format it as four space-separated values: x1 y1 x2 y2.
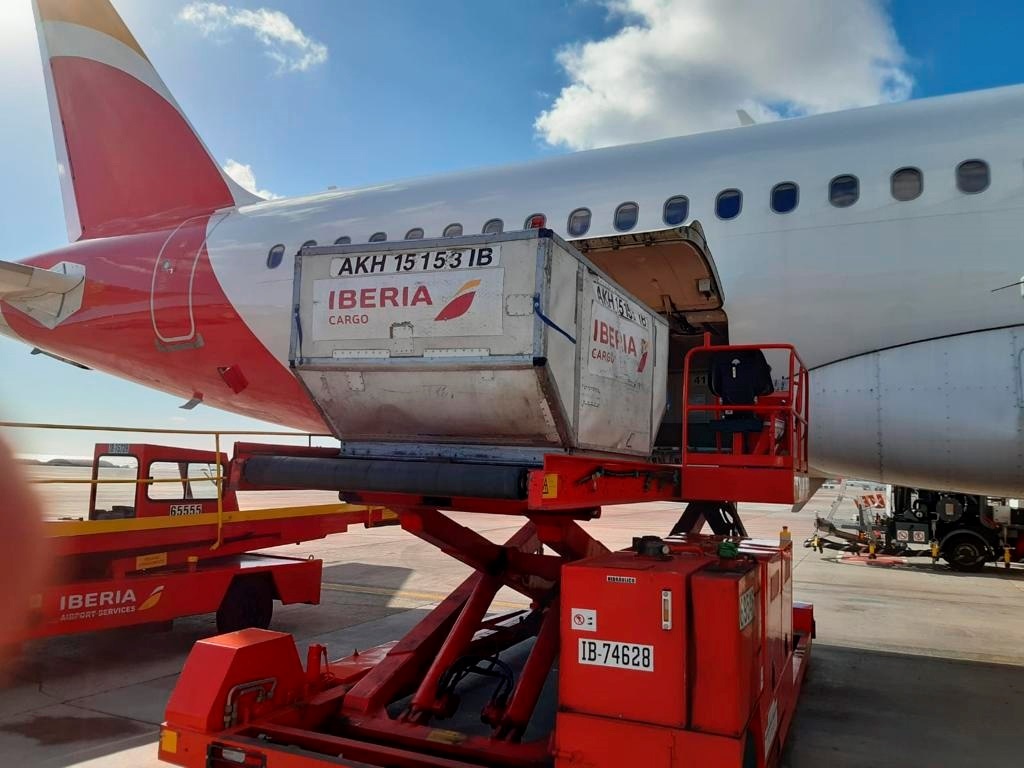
578 638 654 671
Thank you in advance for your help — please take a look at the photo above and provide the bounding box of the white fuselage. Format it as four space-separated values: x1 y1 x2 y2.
204 85 1024 496
203 85 1024 496
213 84 1024 368
20 2 1022 498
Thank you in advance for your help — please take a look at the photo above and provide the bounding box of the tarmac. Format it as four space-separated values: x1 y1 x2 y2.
3 489 1024 767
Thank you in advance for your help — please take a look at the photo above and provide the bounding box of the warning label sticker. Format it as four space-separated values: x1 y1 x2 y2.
310 268 504 341
542 474 559 499
570 608 597 632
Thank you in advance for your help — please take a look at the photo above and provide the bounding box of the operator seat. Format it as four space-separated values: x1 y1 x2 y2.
708 349 774 435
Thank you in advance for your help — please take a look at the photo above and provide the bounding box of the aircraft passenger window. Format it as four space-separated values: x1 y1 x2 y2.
715 189 742 220
770 182 799 214
266 243 285 269
405 228 424 240
829 175 859 207
301 240 317 249
334 236 351 245
443 223 463 237
525 214 546 229
369 232 387 242
567 208 592 237
482 218 504 235
891 167 922 201
663 196 689 226
613 202 639 231
956 160 989 194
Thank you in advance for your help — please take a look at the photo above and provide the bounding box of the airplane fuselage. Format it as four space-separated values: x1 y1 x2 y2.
6 77 1024 496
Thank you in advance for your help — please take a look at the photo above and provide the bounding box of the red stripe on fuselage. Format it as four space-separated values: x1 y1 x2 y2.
2 222 327 433
50 57 235 239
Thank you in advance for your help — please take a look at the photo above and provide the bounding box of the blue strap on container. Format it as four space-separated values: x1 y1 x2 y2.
533 294 576 344
293 306 304 360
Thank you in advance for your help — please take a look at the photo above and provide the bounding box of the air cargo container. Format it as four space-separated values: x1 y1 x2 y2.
290 229 669 461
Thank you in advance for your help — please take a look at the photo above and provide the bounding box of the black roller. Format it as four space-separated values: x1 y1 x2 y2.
243 455 528 500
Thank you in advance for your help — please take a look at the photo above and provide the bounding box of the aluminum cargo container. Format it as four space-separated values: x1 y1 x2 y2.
290 229 669 461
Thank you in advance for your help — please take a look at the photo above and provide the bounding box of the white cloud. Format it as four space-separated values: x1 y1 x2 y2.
222 159 281 200
536 0 913 150
179 2 328 73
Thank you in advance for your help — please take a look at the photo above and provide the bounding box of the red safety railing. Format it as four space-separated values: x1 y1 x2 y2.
681 335 809 474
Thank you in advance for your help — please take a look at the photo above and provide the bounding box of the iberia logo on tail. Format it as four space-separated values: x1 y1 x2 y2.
435 279 481 321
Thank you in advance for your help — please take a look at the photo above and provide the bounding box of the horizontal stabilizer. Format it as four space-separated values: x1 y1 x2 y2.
0 259 83 299
0 260 85 328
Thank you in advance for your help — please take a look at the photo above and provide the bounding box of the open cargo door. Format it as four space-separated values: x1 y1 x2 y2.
575 223 728 457
574 222 726 335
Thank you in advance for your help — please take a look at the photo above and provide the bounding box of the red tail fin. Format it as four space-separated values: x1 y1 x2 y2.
32 0 258 240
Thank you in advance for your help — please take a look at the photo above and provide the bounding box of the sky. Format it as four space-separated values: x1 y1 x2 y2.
2 0 1024 456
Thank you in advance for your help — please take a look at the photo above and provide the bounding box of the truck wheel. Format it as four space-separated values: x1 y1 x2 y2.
216 576 274 633
941 534 989 572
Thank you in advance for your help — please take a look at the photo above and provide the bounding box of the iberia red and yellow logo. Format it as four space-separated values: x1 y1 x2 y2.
138 585 164 611
434 279 481 321
637 338 650 373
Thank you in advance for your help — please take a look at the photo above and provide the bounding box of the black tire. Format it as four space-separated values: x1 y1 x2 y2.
941 534 989 572
216 576 274 633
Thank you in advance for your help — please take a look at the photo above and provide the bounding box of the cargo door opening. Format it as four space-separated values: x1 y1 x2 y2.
574 223 728 458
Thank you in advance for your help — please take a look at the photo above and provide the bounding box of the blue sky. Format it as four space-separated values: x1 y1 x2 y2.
2 0 1023 456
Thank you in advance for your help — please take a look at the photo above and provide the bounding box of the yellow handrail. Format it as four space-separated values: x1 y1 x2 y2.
4 421 336 550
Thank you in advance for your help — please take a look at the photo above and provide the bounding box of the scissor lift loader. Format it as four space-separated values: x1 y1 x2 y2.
158 340 813 768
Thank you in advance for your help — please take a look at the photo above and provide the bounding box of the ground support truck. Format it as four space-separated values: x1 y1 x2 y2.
808 483 1024 571
25 440 395 639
